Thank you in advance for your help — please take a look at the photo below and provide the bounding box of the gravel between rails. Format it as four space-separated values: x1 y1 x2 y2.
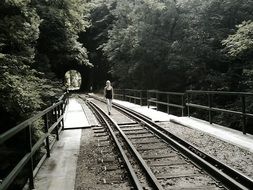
74 128 131 190
157 122 253 178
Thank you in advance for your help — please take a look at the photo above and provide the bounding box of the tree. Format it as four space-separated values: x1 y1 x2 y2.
222 20 253 58
0 0 44 128
33 0 92 78
78 0 115 90
222 20 253 91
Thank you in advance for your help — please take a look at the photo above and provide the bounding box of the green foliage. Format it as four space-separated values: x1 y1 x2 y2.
101 0 188 89
0 0 92 127
95 0 253 92
0 0 44 125
0 56 43 114
34 0 92 76
78 0 114 90
222 20 253 57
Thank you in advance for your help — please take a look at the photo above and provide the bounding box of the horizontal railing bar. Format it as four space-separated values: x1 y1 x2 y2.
186 103 253 118
125 95 142 100
148 100 184 108
148 90 184 96
212 107 253 117
212 107 244 116
58 92 67 101
31 115 63 155
186 103 210 110
33 133 58 178
246 113 253 117
48 116 64 133
0 101 63 144
187 90 253 96
31 133 48 155
114 94 124 96
124 89 146 92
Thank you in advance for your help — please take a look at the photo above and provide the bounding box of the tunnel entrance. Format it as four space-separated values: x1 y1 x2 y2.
64 70 82 91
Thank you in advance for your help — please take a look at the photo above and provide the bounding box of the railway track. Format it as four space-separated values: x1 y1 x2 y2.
82 95 252 190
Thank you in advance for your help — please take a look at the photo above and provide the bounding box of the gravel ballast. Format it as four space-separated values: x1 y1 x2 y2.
158 121 253 178
75 128 131 190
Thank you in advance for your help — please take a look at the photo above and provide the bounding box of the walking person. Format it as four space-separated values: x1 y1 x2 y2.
104 80 114 115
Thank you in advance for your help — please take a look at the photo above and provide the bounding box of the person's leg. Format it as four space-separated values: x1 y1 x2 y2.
106 99 110 113
109 99 112 113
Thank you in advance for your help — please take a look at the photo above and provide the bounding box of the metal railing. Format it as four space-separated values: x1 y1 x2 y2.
114 89 253 134
147 90 185 116
114 89 147 105
186 90 253 134
114 89 125 100
0 94 68 190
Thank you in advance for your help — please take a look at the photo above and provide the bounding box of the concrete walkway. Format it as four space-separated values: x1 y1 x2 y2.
113 99 253 153
65 98 89 129
34 98 88 190
113 99 177 122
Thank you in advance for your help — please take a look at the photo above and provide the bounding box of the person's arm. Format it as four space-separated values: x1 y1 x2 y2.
104 87 106 98
112 87 114 99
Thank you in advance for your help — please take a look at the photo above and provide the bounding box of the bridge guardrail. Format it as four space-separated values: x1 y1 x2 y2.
114 89 185 116
114 89 253 135
0 94 68 190
114 89 125 100
114 89 147 106
186 90 253 134
147 90 185 116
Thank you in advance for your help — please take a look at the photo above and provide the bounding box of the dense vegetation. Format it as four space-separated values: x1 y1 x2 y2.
84 0 253 131
0 0 90 188
88 0 253 92
0 0 91 131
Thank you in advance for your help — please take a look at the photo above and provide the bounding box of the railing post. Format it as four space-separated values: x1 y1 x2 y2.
167 94 170 114
54 107 59 141
134 91 137 104
156 91 158 110
140 91 143 106
65 97 68 112
147 91 150 108
57 105 61 130
187 92 190 117
61 103 65 131
241 95 246 134
208 93 213 124
25 125 34 189
44 113 50 157
123 89 126 101
181 95 184 116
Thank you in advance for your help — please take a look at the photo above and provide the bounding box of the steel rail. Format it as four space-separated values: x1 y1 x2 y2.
111 101 253 190
87 100 164 190
86 101 143 190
